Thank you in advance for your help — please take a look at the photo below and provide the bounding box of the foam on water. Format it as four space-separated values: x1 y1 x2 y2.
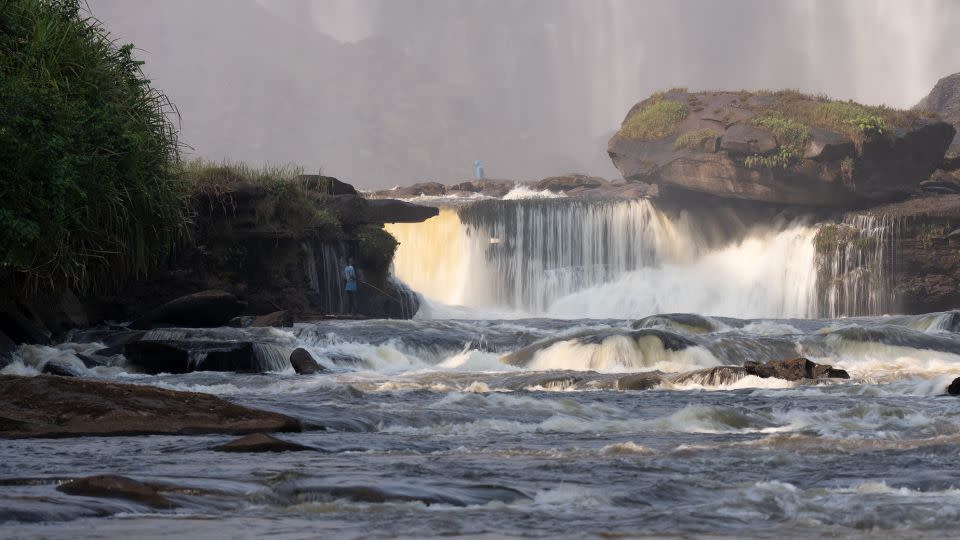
523 335 720 373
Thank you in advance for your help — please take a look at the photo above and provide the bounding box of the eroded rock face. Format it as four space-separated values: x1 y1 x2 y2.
916 72 960 131
250 310 292 328
608 90 955 208
124 339 259 374
0 375 301 438
58 475 176 509
365 198 440 223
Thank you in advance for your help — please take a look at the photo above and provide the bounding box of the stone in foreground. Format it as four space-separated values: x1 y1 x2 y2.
0 375 300 438
58 475 176 509
215 433 314 453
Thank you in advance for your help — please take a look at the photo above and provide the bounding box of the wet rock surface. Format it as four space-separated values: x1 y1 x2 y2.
249 310 293 328
124 338 259 374
948 376 960 396
290 347 324 375
0 375 301 438
215 433 315 453
744 358 849 381
58 475 177 509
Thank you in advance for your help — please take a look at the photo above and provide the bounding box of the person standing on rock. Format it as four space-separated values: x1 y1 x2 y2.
344 256 359 317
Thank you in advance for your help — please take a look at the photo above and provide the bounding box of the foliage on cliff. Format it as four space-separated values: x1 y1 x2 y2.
0 0 185 294
183 159 340 238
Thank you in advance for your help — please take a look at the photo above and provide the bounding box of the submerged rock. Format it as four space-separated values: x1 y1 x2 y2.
0 375 300 438
290 348 324 375
743 358 849 381
40 361 83 378
215 433 314 453
58 475 176 509
617 372 666 390
947 377 960 396
131 290 244 330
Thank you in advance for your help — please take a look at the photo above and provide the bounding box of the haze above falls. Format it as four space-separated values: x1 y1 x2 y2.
90 0 959 187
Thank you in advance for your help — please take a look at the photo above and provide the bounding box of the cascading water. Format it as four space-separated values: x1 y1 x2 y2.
387 199 820 319
814 215 901 317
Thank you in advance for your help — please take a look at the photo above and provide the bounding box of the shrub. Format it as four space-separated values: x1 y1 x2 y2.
0 0 185 294
745 113 810 169
674 128 718 151
620 98 689 140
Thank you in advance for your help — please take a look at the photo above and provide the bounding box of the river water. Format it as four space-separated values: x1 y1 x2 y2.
3 195 960 538
4 312 960 539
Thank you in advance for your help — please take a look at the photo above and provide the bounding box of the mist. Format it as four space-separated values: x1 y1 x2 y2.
89 0 960 188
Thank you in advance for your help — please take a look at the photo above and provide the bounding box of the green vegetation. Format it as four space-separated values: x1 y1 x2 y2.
840 156 856 180
183 159 340 238
0 0 185 294
674 128 718 151
619 97 689 140
744 113 811 169
356 225 397 270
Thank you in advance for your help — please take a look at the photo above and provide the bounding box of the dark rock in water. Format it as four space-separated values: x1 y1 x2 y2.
76 353 113 368
58 475 176 509
372 181 446 199
744 358 849 381
215 433 314 453
279 481 528 507
124 339 259 374
448 179 516 197
40 361 83 377
0 375 300 438
671 366 750 386
227 316 255 328
290 348 324 375
631 313 719 334
947 377 960 396
250 310 293 328
131 290 244 330
617 372 665 390
365 198 440 224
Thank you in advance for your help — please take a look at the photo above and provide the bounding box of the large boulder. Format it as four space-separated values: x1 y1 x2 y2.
373 181 446 199
124 338 260 374
131 290 244 330
250 310 292 328
290 347 324 375
948 376 960 396
0 375 301 438
609 90 956 208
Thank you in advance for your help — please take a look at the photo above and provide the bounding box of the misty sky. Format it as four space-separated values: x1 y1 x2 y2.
89 0 960 188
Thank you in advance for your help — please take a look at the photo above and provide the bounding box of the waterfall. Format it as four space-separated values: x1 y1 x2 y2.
303 242 345 314
814 215 901 318
386 199 819 319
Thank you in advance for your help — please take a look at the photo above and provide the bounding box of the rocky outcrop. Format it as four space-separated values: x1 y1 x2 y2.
0 375 301 438
58 475 177 509
290 347 324 374
948 376 960 396
447 179 517 197
364 198 440 223
916 72 960 132
130 290 244 330
831 195 960 314
608 89 955 208
214 433 314 453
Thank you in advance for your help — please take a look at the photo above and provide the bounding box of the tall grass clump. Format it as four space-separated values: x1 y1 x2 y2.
620 98 689 140
0 0 185 294
182 159 340 238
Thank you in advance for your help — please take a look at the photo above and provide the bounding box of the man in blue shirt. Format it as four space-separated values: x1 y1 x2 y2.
344 256 359 316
